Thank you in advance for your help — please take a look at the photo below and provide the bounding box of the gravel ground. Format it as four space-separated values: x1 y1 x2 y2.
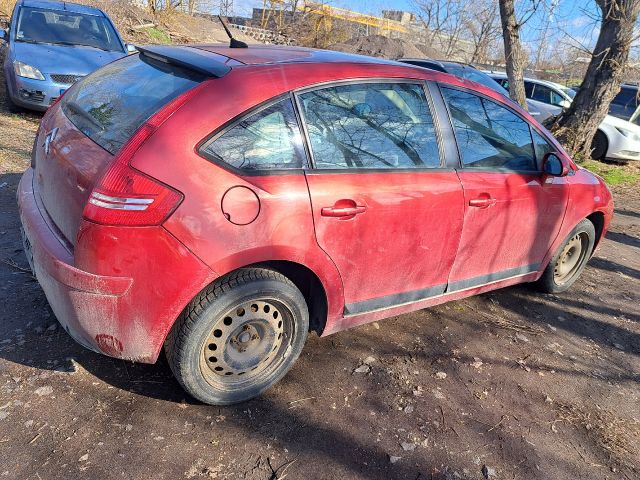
0 65 638 480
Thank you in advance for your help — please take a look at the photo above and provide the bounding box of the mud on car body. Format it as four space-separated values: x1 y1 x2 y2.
19 44 613 405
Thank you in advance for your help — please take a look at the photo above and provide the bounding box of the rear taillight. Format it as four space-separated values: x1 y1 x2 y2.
82 82 207 227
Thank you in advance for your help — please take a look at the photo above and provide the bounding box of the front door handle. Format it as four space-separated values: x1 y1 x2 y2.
321 205 367 217
469 197 497 208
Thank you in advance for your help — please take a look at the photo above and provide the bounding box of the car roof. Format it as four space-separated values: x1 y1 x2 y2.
401 58 474 69
19 0 105 16
191 44 407 67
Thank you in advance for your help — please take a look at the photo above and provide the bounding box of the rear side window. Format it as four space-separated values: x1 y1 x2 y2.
442 87 536 171
200 98 306 171
299 83 441 169
61 54 204 154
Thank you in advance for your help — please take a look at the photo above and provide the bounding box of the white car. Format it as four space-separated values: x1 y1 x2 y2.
489 72 640 162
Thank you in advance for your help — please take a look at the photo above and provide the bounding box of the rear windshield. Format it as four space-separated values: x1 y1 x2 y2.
61 54 204 154
16 6 122 52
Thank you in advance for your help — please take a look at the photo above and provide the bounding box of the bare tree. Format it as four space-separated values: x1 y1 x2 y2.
414 0 467 58
466 0 501 64
498 0 528 108
548 0 640 157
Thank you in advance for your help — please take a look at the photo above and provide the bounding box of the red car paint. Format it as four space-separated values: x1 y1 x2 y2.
18 45 613 362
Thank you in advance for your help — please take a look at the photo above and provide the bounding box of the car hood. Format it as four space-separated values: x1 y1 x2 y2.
12 42 125 75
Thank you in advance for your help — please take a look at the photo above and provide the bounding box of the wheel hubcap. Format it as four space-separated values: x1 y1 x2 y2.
201 300 286 379
554 232 588 284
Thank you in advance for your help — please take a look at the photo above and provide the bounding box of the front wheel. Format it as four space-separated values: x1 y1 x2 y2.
165 268 309 405
536 219 596 293
590 130 608 160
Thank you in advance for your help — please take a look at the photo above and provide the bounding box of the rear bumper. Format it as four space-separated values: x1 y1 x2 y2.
18 167 215 362
18 168 134 356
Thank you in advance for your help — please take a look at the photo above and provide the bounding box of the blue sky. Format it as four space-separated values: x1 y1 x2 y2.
233 0 604 49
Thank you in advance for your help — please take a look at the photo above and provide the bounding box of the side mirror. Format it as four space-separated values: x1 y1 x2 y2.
0 29 7 42
543 153 569 177
126 43 137 54
559 99 571 109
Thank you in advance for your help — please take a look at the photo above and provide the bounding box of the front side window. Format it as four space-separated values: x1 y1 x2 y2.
531 129 555 168
16 7 122 52
299 83 441 169
441 87 536 171
201 98 306 171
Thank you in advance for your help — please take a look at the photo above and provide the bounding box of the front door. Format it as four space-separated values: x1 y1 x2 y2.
439 86 569 290
297 81 465 314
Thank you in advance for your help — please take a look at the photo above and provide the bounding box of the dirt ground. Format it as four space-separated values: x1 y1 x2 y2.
0 66 639 480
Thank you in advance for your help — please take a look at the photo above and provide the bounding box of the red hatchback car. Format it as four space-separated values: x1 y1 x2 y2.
19 44 613 405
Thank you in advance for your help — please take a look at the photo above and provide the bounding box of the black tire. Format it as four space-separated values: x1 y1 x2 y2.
165 267 309 405
590 130 608 160
536 219 596 293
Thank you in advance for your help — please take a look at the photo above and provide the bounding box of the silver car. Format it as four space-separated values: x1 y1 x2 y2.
1 0 133 112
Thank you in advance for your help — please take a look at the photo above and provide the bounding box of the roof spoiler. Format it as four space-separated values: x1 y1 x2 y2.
137 45 232 78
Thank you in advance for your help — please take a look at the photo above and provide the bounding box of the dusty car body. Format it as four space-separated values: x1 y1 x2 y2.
19 45 613 404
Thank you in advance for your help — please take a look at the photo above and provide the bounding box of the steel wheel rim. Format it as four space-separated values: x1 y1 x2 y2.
199 299 291 387
554 232 589 285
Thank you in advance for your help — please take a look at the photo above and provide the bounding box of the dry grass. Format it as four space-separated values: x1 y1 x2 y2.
557 403 640 474
0 0 15 24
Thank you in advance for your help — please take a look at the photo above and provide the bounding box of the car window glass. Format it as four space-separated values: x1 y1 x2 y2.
16 7 122 51
299 83 441 169
531 129 554 168
62 55 203 154
612 87 639 107
549 90 566 107
441 87 536 171
530 84 550 104
202 98 305 171
524 82 535 97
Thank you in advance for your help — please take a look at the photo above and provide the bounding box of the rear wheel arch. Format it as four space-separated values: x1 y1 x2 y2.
245 260 328 336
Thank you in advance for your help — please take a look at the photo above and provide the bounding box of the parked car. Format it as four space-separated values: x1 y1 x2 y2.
0 0 132 112
19 45 613 405
399 59 557 121
609 83 639 121
489 72 640 162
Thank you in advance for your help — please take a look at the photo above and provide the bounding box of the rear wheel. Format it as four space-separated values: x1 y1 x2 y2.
165 268 309 405
590 130 608 160
536 219 595 293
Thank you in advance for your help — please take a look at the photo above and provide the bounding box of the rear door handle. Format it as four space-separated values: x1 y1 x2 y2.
469 198 497 208
321 205 367 217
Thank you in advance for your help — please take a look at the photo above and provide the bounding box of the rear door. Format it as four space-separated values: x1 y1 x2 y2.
439 86 569 290
297 81 464 315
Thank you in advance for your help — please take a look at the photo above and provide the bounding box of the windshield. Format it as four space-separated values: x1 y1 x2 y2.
447 65 511 97
15 7 123 52
561 87 576 99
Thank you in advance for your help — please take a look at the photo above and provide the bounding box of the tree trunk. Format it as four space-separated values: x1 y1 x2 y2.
498 0 527 110
547 0 640 158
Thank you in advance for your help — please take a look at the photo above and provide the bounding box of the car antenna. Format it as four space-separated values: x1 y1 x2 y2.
218 15 248 49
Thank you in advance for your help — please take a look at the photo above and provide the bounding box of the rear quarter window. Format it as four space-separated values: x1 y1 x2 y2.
61 54 204 154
